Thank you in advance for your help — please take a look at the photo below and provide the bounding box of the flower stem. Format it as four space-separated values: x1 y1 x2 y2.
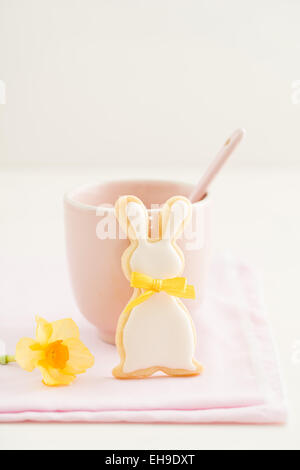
0 355 16 365
7 355 16 363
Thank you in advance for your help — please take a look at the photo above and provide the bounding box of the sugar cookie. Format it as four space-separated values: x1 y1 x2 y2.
113 195 203 379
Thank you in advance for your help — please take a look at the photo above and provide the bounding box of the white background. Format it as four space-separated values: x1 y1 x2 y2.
0 0 300 450
0 0 300 169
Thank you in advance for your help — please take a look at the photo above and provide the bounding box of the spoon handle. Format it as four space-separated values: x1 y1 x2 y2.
189 128 246 203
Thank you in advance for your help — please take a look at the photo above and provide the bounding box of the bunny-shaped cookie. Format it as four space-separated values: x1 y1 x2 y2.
113 195 203 379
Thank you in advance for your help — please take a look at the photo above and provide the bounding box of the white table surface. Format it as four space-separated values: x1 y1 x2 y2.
0 165 299 450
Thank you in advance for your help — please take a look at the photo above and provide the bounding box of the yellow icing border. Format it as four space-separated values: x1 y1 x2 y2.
113 195 203 379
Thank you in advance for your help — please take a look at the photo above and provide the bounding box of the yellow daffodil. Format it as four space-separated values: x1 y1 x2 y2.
15 317 94 386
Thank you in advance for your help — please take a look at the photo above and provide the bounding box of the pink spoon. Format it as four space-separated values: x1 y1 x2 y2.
189 128 246 203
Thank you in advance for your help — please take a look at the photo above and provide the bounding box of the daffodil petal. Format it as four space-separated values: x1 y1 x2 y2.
38 364 76 386
36 316 53 345
15 338 43 372
63 338 94 374
49 319 80 343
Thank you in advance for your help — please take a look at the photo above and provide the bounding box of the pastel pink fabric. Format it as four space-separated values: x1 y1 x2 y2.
0 255 287 423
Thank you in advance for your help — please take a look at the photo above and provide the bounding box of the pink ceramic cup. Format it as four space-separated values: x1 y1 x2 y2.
64 180 211 344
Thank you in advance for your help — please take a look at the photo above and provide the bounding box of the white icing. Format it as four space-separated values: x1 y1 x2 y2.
127 200 191 279
130 239 182 279
117 197 198 375
123 292 196 373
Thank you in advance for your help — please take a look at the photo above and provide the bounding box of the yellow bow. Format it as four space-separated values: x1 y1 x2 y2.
124 272 196 313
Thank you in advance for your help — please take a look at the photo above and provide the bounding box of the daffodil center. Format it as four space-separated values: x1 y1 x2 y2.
45 341 69 369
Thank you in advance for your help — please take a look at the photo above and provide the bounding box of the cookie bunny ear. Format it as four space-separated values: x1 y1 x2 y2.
115 195 149 241
161 196 192 241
